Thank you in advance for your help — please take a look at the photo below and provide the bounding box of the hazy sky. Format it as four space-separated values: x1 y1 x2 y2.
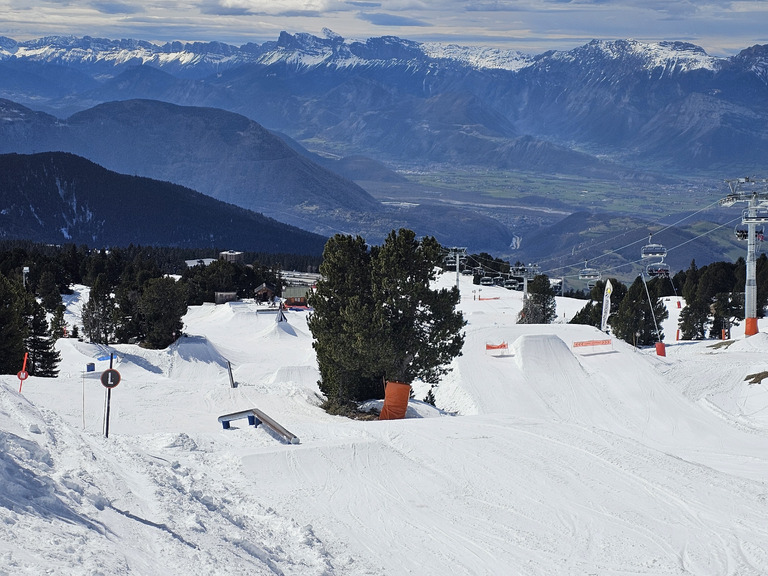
1 0 767 56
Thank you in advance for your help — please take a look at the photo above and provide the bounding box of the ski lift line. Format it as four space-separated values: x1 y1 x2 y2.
542 214 744 279
535 196 726 273
536 195 723 264
552 217 741 281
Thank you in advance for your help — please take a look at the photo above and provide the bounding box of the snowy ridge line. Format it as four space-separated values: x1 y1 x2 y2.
0 32 728 74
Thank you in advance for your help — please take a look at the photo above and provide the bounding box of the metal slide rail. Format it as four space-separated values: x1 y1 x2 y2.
218 408 300 444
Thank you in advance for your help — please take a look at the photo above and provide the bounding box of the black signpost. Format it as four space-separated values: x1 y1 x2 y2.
100 354 121 438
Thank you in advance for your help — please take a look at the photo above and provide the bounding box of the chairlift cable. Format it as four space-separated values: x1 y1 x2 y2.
537 197 725 275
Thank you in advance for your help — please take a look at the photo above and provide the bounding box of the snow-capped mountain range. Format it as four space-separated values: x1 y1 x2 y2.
1 30 767 260
0 30 727 75
1 29 765 176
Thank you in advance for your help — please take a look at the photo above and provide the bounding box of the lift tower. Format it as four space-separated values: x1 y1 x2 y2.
719 178 768 336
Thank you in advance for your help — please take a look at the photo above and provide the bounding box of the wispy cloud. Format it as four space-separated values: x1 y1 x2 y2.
358 12 430 27
90 1 143 15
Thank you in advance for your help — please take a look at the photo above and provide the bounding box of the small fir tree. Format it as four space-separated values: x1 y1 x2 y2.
49 303 67 339
307 234 379 408
37 269 62 312
137 276 188 349
518 274 557 324
678 296 710 340
308 229 465 409
25 300 61 377
82 273 117 344
612 276 668 346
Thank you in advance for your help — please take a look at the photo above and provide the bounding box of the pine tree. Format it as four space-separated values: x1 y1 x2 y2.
569 279 627 331
37 269 62 312
25 300 61 377
307 234 378 407
0 275 27 374
518 274 556 324
137 276 188 349
612 276 668 346
370 229 465 385
49 303 67 339
308 230 465 408
681 260 699 304
678 296 710 340
82 273 116 344
710 291 740 339
570 300 600 327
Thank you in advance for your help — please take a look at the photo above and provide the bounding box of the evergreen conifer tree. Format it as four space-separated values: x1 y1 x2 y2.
0 275 27 374
569 278 627 331
370 229 465 385
37 269 62 312
25 300 61 377
710 292 740 339
308 230 465 409
612 276 668 346
518 274 557 324
307 234 378 408
678 296 710 339
82 273 116 344
50 303 67 339
137 276 188 349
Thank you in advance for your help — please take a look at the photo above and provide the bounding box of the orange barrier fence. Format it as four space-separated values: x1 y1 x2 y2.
485 342 509 351
572 339 612 348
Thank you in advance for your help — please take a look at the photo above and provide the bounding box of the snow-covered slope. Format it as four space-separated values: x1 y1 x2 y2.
2 274 768 574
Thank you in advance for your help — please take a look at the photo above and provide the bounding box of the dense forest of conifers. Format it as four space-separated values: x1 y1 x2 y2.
0 240 322 375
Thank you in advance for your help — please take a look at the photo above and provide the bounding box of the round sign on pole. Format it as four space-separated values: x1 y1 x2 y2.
17 370 28 381
100 368 121 389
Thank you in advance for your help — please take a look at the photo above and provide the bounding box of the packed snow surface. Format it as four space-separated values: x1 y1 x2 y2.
3 274 768 575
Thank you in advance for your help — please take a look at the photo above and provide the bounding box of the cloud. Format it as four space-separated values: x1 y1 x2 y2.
358 12 430 26
90 0 143 13
200 1 252 16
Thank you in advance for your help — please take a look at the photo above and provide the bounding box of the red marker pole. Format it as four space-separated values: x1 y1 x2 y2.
17 352 29 393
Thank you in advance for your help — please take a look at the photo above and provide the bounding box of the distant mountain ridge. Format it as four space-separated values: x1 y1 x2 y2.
1 31 766 264
0 98 382 235
1 31 765 175
0 99 517 251
0 152 328 254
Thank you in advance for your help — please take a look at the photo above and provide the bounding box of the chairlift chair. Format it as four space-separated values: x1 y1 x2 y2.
641 233 667 259
734 223 765 241
741 208 768 225
646 262 671 278
579 261 601 284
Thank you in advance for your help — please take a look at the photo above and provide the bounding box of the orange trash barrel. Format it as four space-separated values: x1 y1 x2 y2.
379 381 411 420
